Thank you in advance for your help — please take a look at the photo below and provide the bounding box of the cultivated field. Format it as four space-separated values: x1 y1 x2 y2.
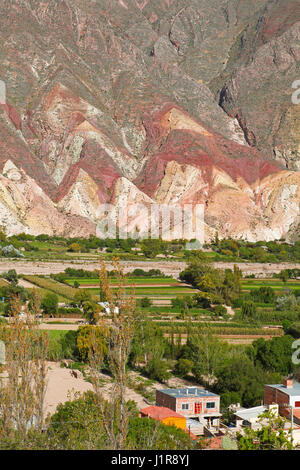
12 271 297 344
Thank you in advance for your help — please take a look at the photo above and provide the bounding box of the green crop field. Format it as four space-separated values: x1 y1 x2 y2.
81 286 196 296
25 287 69 303
65 277 178 286
20 273 290 344
23 275 77 300
241 279 300 290
47 330 69 340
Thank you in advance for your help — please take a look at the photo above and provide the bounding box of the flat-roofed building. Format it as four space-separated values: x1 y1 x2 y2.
156 387 221 428
264 379 300 418
234 404 279 430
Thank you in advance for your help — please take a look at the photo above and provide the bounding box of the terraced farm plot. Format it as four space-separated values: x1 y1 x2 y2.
0 278 9 287
29 241 66 252
24 274 288 345
64 276 197 300
241 279 300 292
81 286 197 299
65 277 180 286
22 275 77 301
28 287 69 303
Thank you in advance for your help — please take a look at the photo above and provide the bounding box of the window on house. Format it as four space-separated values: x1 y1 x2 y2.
182 403 189 410
206 402 215 409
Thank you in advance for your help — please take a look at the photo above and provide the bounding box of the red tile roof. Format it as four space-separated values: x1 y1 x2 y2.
140 406 185 421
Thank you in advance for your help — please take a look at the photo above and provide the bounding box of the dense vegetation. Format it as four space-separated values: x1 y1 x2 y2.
1 230 300 263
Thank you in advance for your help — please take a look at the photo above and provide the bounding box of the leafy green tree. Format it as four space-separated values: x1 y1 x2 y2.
76 325 108 362
1 285 27 316
241 300 257 321
46 391 195 450
282 319 293 334
237 410 293 450
180 302 190 320
249 335 296 375
174 358 194 377
184 327 228 386
279 270 289 284
180 260 241 306
41 292 58 317
67 242 82 253
250 286 275 304
286 321 300 338
140 297 152 308
145 358 171 383
129 313 167 367
220 391 242 409
221 266 242 304
3 269 18 286
214 357 281 408
172 296 194 310
276 294 298 312
82 301 100 325
252 246 268 262
140 239 163 258
0 230 6 243
59 330 79 359
74 289 92 307
127 416 196 450
48 391 108 449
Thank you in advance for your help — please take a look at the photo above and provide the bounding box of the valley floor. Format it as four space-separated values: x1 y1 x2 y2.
0 259 300 277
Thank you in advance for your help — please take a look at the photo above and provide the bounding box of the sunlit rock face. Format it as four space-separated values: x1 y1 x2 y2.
0 0 299 240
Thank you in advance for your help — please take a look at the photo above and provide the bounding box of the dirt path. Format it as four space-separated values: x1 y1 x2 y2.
40 323 79 331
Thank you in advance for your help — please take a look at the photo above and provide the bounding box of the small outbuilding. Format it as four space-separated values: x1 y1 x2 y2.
139 405 186 430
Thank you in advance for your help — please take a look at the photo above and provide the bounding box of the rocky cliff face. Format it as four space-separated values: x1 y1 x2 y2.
0 0 299 241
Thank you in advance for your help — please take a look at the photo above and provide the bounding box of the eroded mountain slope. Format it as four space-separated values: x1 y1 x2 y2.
0 0 299 240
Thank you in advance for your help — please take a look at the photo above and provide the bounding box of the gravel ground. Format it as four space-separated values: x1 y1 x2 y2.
0 259 299 278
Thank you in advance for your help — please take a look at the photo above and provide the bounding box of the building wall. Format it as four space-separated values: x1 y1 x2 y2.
161 416 186 430
264 386 290 417
175 396 220 417
156 390 177 411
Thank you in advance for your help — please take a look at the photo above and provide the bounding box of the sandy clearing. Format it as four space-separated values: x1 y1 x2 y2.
44 363 148 416
44 363 93 415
